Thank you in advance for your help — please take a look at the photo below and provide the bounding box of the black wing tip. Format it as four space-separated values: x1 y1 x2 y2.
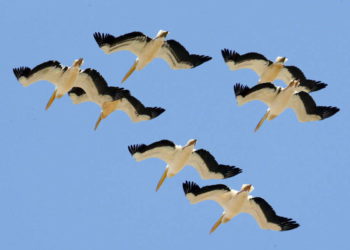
311 82 327 92
280 220 300 231
233 83 250 97
182 181 200 195
304 80 328 92
148 107 165 118
191 55 212 67
221 48 239 62
127 144 146 155
221 165 243 178
93 32 114 47
318 106 340 120
13 67 31 79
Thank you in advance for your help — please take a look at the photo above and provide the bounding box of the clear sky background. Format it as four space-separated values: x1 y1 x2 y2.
1 0 349 249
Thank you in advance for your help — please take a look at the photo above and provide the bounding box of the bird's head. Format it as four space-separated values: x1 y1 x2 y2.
275 56 287 64
238 184 254 194
156 30 169 38
185 139 197 148
73 58 84 67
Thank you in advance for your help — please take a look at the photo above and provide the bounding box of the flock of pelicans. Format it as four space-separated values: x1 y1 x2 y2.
13 30 339 233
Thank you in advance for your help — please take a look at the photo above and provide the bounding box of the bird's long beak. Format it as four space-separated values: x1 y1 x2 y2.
45 89 57 110
255 111 269 132
121 60 138 83
156 168 168 192
94 113 104 130
209 215 224 234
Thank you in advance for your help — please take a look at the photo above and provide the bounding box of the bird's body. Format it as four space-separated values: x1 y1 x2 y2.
259 59 285 83
183 181 299 233
222 49 327 92
94 30 212 82
128 139 241 191
136 34 165 70
233 80 339 131
13 59 84 109
68 68 165 129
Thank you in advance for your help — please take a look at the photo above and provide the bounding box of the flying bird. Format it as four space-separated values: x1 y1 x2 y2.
68 68 165 129
233 80 339 131
93 30 212 82
183 181 299 233
128 139 242 191
222 49 327 92
13 59 84 110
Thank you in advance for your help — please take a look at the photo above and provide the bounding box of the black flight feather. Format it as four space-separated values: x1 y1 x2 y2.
128 140 175 155
234 83 276 97
193 149 242 178
284 66 327 92
183 181 230 196
165 40 212 67
296 92 339 119
221 49 270 64
93 32 151 47
251 197 299 231
13 60 62 79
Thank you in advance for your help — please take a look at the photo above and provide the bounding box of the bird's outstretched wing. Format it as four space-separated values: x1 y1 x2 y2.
128 140 176 163
93 32 151 56
242 197 299 231
187 149 242 179
183 181 233 208
277 66 327 92
233 83 278 106
157 40 211 69
288 91 339 122
222 49 271 76
13 60 66 87
113 91 165 122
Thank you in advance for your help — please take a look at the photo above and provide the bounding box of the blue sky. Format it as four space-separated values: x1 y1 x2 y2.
1 0 349 249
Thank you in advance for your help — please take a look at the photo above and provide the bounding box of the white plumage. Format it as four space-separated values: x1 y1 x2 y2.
128 139 241 191
68 68 165 129
13 59 84 109
233 80 339 131
222 49 327 92
183 181 299 233
93 30 212 82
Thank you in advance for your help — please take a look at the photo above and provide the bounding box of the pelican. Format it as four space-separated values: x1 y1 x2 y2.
68 68 165 130
222 49 327 92
183 181 299 233
233 80 339 131
13 59 84 110
128 139 242 191
93 30 212 82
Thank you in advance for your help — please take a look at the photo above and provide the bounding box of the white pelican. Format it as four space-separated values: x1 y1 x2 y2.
128 139 242 191
222 49 327 92
183 181 299 233
13 59 84 110
93 30 212 82
68 68 165 130
233 80 339 131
